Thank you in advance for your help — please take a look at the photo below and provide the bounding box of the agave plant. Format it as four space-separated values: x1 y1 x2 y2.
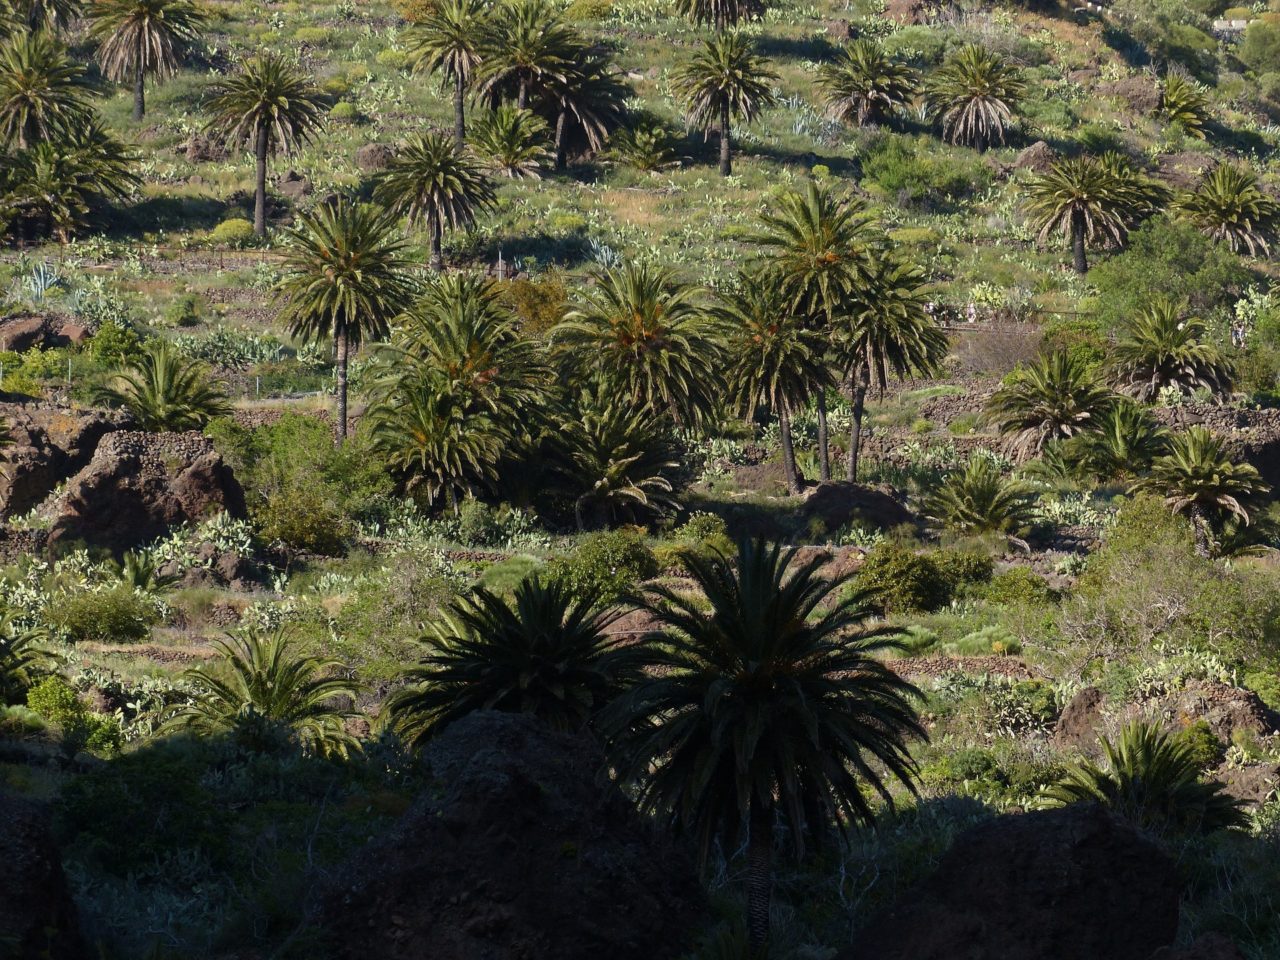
1158 73 1207 140
94 339 233 431
922 43 1024 151
1042 719 1246 836
1108 299 1232 402
469 104 550 178
986 352 1116 458
817 38 917 127
925 456 1035 547
115 549 180 594
1175 164 1279 256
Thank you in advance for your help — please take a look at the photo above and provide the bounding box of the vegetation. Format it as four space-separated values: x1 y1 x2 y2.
94 339 232 430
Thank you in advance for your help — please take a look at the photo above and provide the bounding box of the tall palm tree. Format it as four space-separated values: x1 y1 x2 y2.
274 199 416 442
9 0 82 33
1064 401 1168 481
385 576 637 744
475 0 576 110
1131 426 1269 556
987 351 1115 458
544 42 628 171
87 0 204 121
672 30 777 176
373 130 497 271
604 540 924 956
203 52 326 237
1108 299 1233 402
1175 164 1279 256
0 29 92 149
717 278 830 495
163 626 360 758
556 261 722 428
817 38 917 127
922 43 1024 151
751 180 876 479
405 0 488 148
842 256 947 482
469 104 550 178
94 339 232 430
675 0 761 29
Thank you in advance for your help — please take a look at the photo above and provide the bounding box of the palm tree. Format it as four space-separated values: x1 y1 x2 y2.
923 43 1024 151
1043 720 1246 836
1159 73 1207 140
1175 164 1279 256
987 351 1115 458
274 199 416 443
1108 299 1233 402
925 456 1034 547
1131 426 1269 556
10 0 81 33
1064 401 1167 481
163 626 360 757
203 52 326 237
469 104 550 178
717 279 830 495
475 0 577 110
94 339 232 430
406 0 488 148
603 540 924 956
544 42 628 171
675 0 761 29
385 576 637 744
557 261 722 428
0 611 53 705
751 180 876 480
817 39 917 127
373 130 497 271
0 29 92 150
672 30 777 176
87 0 204 121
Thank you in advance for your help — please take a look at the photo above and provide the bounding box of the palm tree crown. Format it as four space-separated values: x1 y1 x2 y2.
1175 164 1279 257
987 351 1116 458
817 39 917 127
926 456 1034 544
923 43 1024 150
1108 300 1232 402
88 0 204 121
94 339 232 431
475 0 577 110
406 0 489 147
469 104 550 179
0 29 91 150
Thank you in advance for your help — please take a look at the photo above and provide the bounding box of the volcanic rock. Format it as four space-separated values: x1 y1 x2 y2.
800 482 914 535
354 143 395 172
1013 141 1058 174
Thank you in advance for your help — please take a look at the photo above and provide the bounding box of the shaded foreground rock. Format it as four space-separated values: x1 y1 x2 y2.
846 805 1179 960
0 793 89 960
318 711 704 960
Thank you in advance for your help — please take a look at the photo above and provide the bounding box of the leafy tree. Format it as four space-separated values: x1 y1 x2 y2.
922 43 1023 150
94 339 232 431
987 351 1116 458
475 0 576 110
1131 425 1269 556
672 30 777 176
385 576 637 744
925 456 1034 546
604 540 923 956
87 0 204 121
675 0 761 29
1063 401 1168 481
406 0 489 147
1108 299 1232 401
0 29 91 149
1042 720 1246 835
1175 164 1279 256
204 52 326 237
469 104 550 178
557 261 722 427
274 199 416 442
163 626 360 758
373 130 497 270
1158 72 1207 139
817 38 916 127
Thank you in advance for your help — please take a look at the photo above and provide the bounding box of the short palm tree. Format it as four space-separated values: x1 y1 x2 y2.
94 339 232 431
406 0 489 147
1131 426 1269 556
0 29 91 150
163 626 360 758
717 279 831 495
1175 164 1279 256
469 104 550 178
817 39 916 127
1108 300 1232 402
925 456 1034 547
274 199 416 442
87 0 204 121
987 351 1116 458
0 611 53 705
557 261 722 428
373 130 497 271
923 43 1024 151
475 0 577 110
675 0 761 29
603 540 924 956
203 53 326 237
1042 720 1246 836
672 30 778 176
1064 401 1168 481
385 576 636 744
1159 73 1207 140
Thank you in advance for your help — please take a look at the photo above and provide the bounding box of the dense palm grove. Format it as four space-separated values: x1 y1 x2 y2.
3 0 1280 956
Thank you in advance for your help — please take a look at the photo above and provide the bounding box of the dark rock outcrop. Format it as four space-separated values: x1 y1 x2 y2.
1053 686 1106 752
800 482 914 535
0 793 89 960
0 313 86 352
318 711 703 960
276 170 313 201
1013 141 1057 174
1151 404 1280 487
1134 680 1280 745
355 143 395 172
846 805 1180 960
1100 75 1162 114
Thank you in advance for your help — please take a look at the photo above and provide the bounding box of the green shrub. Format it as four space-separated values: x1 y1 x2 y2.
854 543 950 614
293 26 330 44
255 478 351 554
329 101 359 122
861 136 990 209
933 549 994 592
162 292 207 328
500 271 568 338
1242 20 1280 73
1175 718 1224 771
375 47 411 70
565 0 612 17
1244 669 1280 711
977 567 1053 606
547 530 658 602
209 218 256 249
456 499 501 547
946 624 1022 656
321 75 352 97
26 676 122 757
45 586 158 643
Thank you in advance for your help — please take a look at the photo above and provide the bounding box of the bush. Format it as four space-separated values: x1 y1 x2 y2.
547 530 658 602
933 549 994 592
861 136 990 209
456 499 502 547
854 543 950 614
45 586 159 643
329 101 359 123
375 47 410 70
26 676 122 757
255 477 351 554
162 293 207 328
565 0 612 17
1244 669 1280 711
293 26 330 44
1242 20 1280 73
209 219 256 249
977 567 1053 606
1175 718 1224 770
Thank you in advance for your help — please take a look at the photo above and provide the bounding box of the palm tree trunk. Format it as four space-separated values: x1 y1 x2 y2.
1071 210 1087 274
719 102 732 176
430 213 444 271
746 801 773 958
1190 504 1211 558
779 405 800 495
518 77 528 110
453 72 466 149
554 110 568 171
335 330 349 444
847 361 870 483
254 125 269 238
816 391 830 482
133 51 146 121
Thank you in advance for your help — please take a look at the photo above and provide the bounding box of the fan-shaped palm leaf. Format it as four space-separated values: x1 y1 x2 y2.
987 351 1116 458
817 39 916 127
923 43 1023 151
94 339 232 431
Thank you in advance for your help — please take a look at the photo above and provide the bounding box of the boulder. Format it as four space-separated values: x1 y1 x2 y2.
1013 140 1058 174
276 170 313 201
46 431 246 554
318 711 704 960
1100 75 1162 115
799 482 914 535
1215 761 1280 809
354 142 395 173
1053 686 1105 752
1135 680 1280 745
182 132 228 163
0 793 90 960
0 312 82 352
882 0 925 23
845 805 1180 960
